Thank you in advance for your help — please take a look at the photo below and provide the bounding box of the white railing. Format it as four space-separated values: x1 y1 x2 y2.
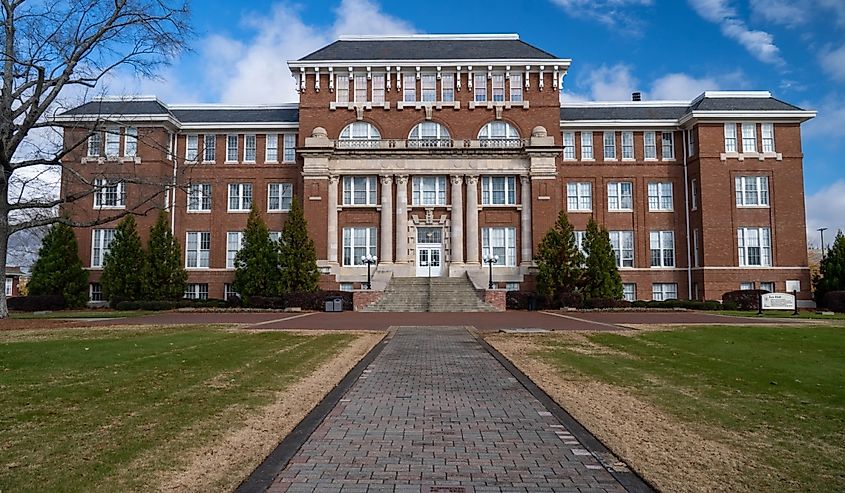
334 138 526 150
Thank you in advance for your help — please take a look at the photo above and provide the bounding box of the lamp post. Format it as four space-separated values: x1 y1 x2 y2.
362 254 377 290
818 227 828 260
483 253 498 289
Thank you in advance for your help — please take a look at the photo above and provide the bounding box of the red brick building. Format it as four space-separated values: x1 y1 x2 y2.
55 34 816 303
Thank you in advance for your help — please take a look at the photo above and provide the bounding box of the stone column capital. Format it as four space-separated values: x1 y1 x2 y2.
450 175 463 186
520 175 530 185
380 175 393 186
465 175 479 185
396 175 408 186
328 174 339 185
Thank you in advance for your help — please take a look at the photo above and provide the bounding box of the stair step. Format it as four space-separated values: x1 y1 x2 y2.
361 274 497 312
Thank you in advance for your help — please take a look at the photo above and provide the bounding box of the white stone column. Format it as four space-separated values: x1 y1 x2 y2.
395 175 409 263
520 176 533 264
379 175 394 263
465 175 479 264
450 175 464 264
327 175 339 263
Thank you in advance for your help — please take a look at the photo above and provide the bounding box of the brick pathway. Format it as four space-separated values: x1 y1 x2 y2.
267 327 629 493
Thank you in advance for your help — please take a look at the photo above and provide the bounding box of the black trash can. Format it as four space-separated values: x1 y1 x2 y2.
528 295 538 311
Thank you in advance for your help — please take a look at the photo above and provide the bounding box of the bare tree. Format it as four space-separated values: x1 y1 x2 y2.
0 0 192 317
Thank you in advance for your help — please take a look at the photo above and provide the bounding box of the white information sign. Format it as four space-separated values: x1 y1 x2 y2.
761 292 796 311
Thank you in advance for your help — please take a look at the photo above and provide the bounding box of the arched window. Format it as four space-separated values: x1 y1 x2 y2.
408 122 451 148
478 121 522 147
338 122 381 148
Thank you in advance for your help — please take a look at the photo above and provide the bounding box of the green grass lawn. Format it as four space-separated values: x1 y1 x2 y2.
9 310 155 319
717 309 845 320
536 325 845 493
0 326 356 493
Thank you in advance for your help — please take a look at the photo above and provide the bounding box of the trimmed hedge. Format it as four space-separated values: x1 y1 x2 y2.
631 299 723 310
583 297 631 309
722 289 768 311
7 294 67 312
821 291 845 312
245 291 353 311
505 291 726 311
115 299 228 311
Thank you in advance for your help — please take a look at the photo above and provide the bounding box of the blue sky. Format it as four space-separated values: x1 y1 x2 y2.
120 0 845 243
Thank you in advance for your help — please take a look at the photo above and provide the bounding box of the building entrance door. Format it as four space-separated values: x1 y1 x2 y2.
416 227 443 277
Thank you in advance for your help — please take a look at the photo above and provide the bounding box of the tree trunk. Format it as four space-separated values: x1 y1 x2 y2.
0 204 9 319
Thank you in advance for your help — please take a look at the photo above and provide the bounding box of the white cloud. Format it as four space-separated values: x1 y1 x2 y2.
649 73 720 100
802 95 845 139
579 64 639 101
806 180 845 243
687 0 785 66
819 43 845 82
749 0 808 26
549 0 653 30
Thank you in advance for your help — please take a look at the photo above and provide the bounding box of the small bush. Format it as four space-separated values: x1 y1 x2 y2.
7 294 66 312
584 297 631 309
243 291 353 311
721 300 739 311
722 290 768 311
115 299 228 311
506 291 544 310
821 291 845 312
557 291 584 309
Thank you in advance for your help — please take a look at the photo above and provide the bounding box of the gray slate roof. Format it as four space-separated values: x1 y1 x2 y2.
60 99 171 116
560 97 807 121
688 96 803 112
170 107 299 123
299 39 559 61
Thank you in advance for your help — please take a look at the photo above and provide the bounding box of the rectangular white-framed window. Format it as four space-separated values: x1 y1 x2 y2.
342 176 377 206
421 73 437 102
481 176 517 205
93 179 125 209
203 134 216 162
403 74 416 102
609 231 635 268
87 131 101 157
91 229 116 268
740 281 755 290
760 281 775 293
227 183 253 211
563 132 576 160
89 282 103 301
688 128 697 156
124 127 138 157
647 182 673 211
224 283 239 299
188 183 211 212
185 134 199 162
652 283 678 301
644 131 657 160
735 176 770 207
738 227 772 267
441 73 454 102
623 283 636 302
491 73 505 102
269 231 281 243
574 230 587 257
342 227 377 266
567 182 592 212
691 178 699 210
505 282 520 291
742 122 757 153
621 131 634 160
186 232 211 268
474 73 487 102
724 123 738 153
761 123 775 153
510 74 523 102
226 134 238 162
184 283 209 300
282 133 296 163
339 282 354 292
412 176 447 206
265 134 278 163
661 131 674 160
607 182 633 211
693 228 700 267
336 74 349 103
268 182 293 212
226 231 243 269
603 131 616 160
4 277 12 296
481 227 517 267
649 231 675 268
581 131 594 160
243 134 257 163
354 74 368 103
371 73 385 104
105 127 120 157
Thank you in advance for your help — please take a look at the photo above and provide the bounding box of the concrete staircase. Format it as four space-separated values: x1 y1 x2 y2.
362 274 498 312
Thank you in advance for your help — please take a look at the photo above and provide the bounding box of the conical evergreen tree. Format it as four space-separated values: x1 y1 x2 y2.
582 217 623 300
535 211 583 298
814 230 845 303
143 211 187 300
278 198 320 293
233 207 280 298
27 223 89 307
101 215 146 303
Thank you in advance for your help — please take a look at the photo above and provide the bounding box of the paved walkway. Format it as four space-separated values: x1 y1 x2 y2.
267 327 630 493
